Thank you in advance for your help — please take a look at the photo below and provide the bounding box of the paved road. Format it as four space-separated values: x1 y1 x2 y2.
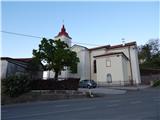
79 87 126 95
2 88 160 120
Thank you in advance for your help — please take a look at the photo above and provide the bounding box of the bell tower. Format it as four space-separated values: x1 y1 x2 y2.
54 24 72 47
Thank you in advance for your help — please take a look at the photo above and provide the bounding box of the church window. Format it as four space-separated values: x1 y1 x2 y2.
106 60 111 67
93 60 97 73
107 73 112 83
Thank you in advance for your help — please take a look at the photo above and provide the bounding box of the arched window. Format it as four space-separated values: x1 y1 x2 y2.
107 74 112 83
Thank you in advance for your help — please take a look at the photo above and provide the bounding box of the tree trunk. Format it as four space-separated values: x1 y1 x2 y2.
54 71 59 81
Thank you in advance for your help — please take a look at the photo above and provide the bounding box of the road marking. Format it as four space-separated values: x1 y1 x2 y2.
130 101 142 104
2 106 96 120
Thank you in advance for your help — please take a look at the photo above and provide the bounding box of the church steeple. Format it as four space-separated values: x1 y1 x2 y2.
55 24 72 39
61 25 66 32
54 24 72 47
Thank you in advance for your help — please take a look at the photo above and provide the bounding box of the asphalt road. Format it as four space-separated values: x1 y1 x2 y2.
2 87 160 120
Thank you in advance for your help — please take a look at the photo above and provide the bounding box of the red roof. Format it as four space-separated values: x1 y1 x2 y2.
55 25 72 39
89 45 111 51
94 52 129 60
89 41 136 51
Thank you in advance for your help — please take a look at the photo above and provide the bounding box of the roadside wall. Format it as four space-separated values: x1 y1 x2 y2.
141 74 160 85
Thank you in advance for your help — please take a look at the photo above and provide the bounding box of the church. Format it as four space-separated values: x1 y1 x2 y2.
44 25 141 86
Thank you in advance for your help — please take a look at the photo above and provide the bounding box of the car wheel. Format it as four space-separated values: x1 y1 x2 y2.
87 85 91 89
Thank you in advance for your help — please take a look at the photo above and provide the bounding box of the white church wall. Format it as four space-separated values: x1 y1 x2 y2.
105 45 141 84
90 48 106 81
107 45 141 84
54 36 71 47
71 45 90 80
129 46 141 84
71 45 83 79
81 50 86 80
122 56 129 83
106 46 132 79
106 47 129 57
83 49 90 80
96 55 124 86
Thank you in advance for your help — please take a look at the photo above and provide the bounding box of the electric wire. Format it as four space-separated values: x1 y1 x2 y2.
1 30 101 46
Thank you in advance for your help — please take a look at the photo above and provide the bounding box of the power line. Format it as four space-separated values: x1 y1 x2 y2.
1 31 42 39
72 41 100 46
1 30 100 46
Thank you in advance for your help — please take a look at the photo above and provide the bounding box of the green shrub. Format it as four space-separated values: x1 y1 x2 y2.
2 75 31 97
152 80 160 87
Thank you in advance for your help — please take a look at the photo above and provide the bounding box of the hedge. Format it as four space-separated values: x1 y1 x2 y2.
2 75 31 97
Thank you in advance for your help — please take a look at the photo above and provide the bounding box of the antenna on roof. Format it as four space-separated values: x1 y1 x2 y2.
121 38 125 45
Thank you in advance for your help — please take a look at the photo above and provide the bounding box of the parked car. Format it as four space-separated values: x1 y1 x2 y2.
79 80 97 89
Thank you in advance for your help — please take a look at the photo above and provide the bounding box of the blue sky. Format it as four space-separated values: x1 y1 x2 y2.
1 1 159 58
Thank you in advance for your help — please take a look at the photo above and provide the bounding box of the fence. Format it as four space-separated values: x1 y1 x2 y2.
141 74 160 85
31 78 80 90
140 68 160 76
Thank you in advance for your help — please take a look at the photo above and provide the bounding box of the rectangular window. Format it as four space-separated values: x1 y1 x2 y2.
106 60 111 67
93 60 97 73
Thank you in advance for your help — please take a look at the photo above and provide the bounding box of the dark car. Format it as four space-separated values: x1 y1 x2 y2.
79 80 97 89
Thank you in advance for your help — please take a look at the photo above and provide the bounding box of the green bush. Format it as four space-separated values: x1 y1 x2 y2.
2 75 31 97
152 80 160 87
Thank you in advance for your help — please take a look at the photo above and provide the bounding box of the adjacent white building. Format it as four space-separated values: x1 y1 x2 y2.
44 25 141 86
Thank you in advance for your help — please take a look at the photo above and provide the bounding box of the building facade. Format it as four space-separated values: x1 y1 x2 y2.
44 25 141 86
1 57 43 80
